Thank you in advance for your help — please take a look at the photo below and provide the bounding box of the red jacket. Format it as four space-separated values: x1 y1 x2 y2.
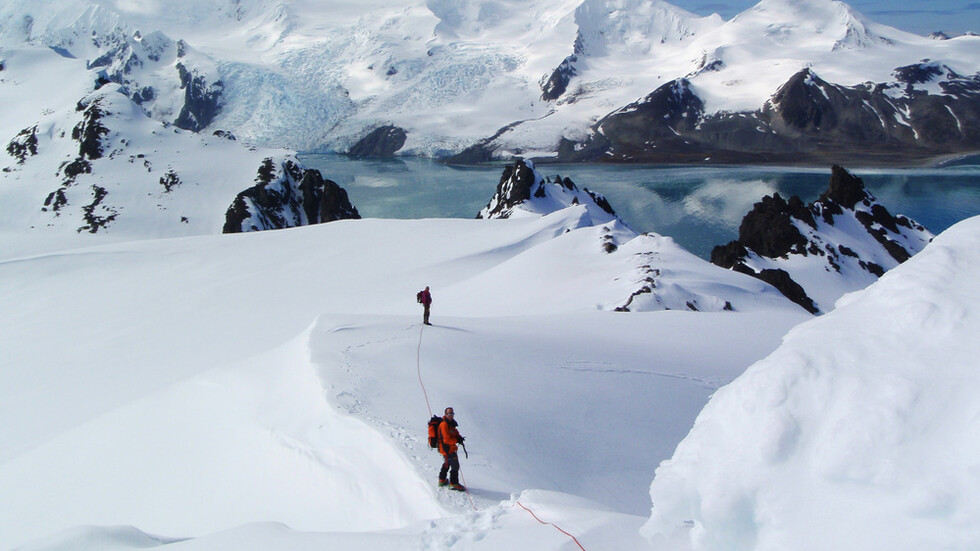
438 419 460 456
418 289 432 306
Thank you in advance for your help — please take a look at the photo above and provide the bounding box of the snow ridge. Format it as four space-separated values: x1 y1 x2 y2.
644 215 980 551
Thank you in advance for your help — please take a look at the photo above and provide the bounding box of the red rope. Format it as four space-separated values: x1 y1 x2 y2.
416 324 432 418
458 472 478 511
415 324 583 547
516 500 588 551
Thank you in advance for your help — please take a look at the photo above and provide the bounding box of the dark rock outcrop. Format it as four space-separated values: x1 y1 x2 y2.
477 159 619 225
542 54 577 101
478 160 536 219
710 165 932 313
72 97 110 161
347 125 407 157
174 61 222 132
78 184 117 234
6 125 39 163
223 159 360 233
41 96 116 232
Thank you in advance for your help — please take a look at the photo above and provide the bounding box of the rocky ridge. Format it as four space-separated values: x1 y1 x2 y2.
477 159 620 227
475 159 799 313
710 165 933 313
555 64 980 165
223 159 361 233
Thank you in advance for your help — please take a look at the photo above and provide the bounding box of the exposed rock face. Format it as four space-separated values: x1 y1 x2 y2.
174 60 222 132
711 165 933 313
564 78 711 162
478 160 535 219
223 159 361 233
37 96 118 232
557 66 980 165
477 159 620 226
347 125 407 157
541 54 578 101
6 125 39 164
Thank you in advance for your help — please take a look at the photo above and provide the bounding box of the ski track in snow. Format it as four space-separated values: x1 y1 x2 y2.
555 360 727 390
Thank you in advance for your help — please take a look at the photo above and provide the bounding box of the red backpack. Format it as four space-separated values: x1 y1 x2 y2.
427 415 443 448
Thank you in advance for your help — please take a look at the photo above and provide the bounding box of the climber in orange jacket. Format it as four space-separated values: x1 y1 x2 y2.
437 407 465 491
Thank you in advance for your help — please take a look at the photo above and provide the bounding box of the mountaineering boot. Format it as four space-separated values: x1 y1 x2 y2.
438 479 449 487
450 483 466 492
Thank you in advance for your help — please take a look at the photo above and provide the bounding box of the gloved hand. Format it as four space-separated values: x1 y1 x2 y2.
458 436 465 442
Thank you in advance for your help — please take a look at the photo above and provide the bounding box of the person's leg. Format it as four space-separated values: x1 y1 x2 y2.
448 453 460 485
438 455 450 484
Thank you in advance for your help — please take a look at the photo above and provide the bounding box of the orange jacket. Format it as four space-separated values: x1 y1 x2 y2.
438 419 461 456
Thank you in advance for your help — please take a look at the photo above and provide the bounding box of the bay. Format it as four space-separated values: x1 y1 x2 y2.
299 154 980 260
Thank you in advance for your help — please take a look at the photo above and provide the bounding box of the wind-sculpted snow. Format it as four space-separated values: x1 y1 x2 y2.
643 215 980 551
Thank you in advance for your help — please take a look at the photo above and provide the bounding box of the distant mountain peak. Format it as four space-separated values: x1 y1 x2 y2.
737 0 892 50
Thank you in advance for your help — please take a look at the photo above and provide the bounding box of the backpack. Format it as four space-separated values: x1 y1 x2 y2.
417 291 424 304
427 415 443 448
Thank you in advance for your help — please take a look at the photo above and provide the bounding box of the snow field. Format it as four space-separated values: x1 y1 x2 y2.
1 211 809 550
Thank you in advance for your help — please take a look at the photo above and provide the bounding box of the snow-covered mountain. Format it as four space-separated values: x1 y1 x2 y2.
0 47 308 245
1 0 977 163
711 165 933 313
0 44 361 250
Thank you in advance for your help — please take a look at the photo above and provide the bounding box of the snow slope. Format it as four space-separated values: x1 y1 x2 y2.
3 179 978 550
1 208 809 550
4 209 978 550
643 215 980 551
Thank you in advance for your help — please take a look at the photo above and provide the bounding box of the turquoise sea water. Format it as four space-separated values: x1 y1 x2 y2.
299 154 980 259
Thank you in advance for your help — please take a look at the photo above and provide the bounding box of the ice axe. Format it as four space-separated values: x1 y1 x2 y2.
460 441 468 459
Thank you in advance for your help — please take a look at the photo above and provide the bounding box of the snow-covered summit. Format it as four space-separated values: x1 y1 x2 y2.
732 0 893 51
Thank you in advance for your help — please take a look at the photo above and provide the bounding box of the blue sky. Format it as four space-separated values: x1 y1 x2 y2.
685 0 980 36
